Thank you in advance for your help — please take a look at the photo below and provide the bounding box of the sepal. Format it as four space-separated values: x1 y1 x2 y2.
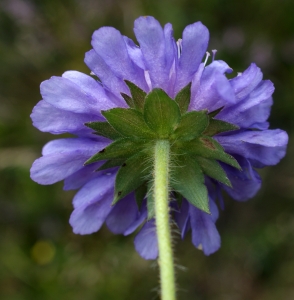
84 138 149 165
170 155 210 213
208 106 224 118
175 83 192 114
124 80 146 111
204 119 239 136
97 159 126 171
85 121 122 140
113 151 151 204
171 111 208 141
195 157 232 187
144 89 181 138
174 137 241 170
204 106 239 136
121 93 134 108
102 108 156 139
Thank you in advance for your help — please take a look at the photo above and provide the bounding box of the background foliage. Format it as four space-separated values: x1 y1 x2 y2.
0 0 293 299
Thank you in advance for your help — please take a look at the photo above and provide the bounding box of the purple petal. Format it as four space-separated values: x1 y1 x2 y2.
124 200 147 235
41 72 116 115
164 23 177 74
220 156 262 201
209 198 219 222
164 23 178 96
190 61 231 108
91 26 148 91
189 204 221 256
69 195 112 235
134 220 158 260
216 185 225 210
69 174 116 234
31 100 101 135
106 194 139 234
250 121 270 130
190 65 236 112
84 49 129 105
230 63 263 100
174 199 190 239
72 172 115 209
215 129 288 166
134 16 174 92
41 138 108 155
189 63 205 107
63 162 103 190
207 60 233 74
217 80 274 129
205 179 224 210
175 21 209 93
31 138 108 185
62 71 123 108
123 36 145 69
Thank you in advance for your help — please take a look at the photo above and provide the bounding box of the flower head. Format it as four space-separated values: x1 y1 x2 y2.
30 16 288 259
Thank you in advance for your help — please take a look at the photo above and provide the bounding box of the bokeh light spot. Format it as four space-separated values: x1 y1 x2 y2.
31 240 56 265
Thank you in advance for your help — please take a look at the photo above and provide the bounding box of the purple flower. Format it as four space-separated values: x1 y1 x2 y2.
30 16 288 259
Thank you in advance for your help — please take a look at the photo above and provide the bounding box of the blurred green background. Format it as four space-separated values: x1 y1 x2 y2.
0 0 293 299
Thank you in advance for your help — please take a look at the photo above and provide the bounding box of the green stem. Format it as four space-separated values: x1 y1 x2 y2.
154 140 176 300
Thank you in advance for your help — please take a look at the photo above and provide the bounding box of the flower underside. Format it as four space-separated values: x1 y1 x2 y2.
85 81 241 216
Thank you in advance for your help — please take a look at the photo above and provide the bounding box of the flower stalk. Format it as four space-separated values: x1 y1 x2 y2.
154 140 176 300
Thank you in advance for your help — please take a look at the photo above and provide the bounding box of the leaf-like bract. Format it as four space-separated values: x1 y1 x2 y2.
174 137 241 170
204 119 239 136
121 93 134 108
113 151 151 204
170 155 210 213
172 111 208 141
125 80 146 111
174 83 192 114
195 157 232 186
85 138 148 165
208 106 224 118
102 108 156 139
85 121 122 140
96 159 126 171
144 89 181 138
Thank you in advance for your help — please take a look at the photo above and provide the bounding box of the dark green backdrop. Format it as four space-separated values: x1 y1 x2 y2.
0 0 293 299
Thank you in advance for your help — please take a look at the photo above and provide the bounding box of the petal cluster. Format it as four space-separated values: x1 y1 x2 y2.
30 16 288 259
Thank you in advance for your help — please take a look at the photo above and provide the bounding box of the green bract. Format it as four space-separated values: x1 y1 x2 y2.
84 82 240 214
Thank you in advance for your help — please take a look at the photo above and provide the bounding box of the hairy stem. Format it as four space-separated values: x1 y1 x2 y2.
154 139 176 300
